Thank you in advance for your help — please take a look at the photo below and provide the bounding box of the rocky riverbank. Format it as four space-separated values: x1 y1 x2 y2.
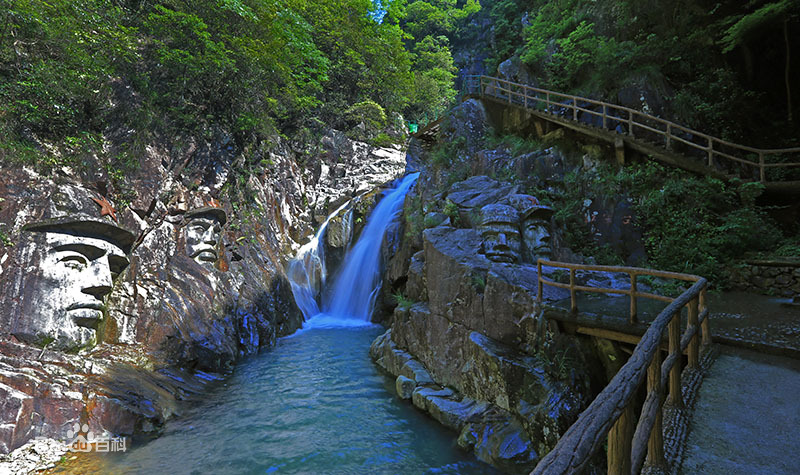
0 127 406 459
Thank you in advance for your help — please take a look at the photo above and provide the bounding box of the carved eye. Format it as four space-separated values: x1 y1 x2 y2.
60 255 88 271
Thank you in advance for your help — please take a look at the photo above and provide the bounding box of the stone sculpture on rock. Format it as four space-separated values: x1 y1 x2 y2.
519 203 554 263
8 219 135 351
183 207 226 266
503 194 554 263
479 204 521 263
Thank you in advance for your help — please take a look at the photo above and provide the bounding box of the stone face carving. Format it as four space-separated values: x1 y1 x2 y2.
479 204 521 263
13 220 134 351
503 194 554 263
520 204 554 263
184 207 226 266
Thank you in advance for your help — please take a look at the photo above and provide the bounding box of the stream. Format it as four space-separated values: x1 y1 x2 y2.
108 317 493 474
107 174 494 473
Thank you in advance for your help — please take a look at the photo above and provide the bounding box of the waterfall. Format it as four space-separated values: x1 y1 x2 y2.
323 172 419 321
287 201 351 319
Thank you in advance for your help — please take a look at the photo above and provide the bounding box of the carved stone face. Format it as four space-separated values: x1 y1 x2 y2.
185 216 222 265
522 216 551 262
22 232 129 350
480 204 521 263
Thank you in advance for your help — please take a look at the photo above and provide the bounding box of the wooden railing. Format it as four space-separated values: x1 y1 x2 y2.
464 75 800 185
533 260 711 474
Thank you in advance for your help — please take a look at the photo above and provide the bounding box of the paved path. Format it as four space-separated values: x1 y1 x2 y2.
681 347 800 474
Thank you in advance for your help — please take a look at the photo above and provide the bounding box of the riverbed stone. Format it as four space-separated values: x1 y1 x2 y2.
459 416 540 475
400 359 434 385
395 375 416 399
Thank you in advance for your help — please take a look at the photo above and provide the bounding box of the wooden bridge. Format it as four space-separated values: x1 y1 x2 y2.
532 260 710 474
436 75 800 193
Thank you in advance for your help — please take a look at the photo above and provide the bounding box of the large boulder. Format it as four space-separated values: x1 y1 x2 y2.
0 125 407 454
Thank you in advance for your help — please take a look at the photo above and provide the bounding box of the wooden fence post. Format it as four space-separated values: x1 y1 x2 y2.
700 285 711 346
608 404 634 475
759 153 766 182
630 273 638 323
688 297 699 368
666 124 672 150
645 351 665 470
628 110 634 138
537 260 543 307
570 268 577 313
668 313 683 407
603 104 607 129
573 97 578 121
707 137 714 167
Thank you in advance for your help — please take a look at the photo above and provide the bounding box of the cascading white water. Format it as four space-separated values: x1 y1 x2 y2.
287 201 351 319
322 172 419 321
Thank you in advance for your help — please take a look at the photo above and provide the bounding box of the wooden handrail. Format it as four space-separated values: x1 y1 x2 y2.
532 260 711 475
536 259 701 323
465 75 800 184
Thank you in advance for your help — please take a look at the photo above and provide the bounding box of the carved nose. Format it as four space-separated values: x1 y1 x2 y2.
498 233 507 245
82 259 113 299
202 228 217 244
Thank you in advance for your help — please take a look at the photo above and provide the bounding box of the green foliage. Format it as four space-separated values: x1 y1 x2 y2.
392 291 414 310
719 0 795 53
768 238 800 258
554 160 782 286
408 35 457 119
0 0 423 170
486 132 541 157
344 100 388 138
470 273 486 293
442 199 460 226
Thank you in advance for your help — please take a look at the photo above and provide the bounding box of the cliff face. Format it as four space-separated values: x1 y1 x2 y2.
0 128 406 454
370 100 613 473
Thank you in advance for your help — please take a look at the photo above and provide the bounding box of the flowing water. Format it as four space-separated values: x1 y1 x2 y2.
107 319 492 474
323 173 419 321
286 200 351 319
108 173 493 473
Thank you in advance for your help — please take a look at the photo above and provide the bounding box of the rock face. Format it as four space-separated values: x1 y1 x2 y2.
0 128 406 454
372 224 592 473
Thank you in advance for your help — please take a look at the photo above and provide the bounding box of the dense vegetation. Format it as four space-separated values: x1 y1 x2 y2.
463 0 799 146
0 0 468 171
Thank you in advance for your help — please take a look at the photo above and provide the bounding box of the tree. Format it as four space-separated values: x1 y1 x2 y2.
720 0 799 122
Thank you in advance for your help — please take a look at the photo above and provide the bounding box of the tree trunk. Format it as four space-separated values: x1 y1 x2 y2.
785 19 793 122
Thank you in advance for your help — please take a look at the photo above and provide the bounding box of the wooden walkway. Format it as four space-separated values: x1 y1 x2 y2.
459 75 800 193
527 260 800 474
532 260 711 475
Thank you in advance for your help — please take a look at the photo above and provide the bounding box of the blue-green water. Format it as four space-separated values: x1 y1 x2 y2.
109 319 494 474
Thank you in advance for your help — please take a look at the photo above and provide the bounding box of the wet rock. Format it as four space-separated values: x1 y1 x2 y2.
423 227 488 330
0 437 67 474
395 375 416 399
0 124 405 453
440 99 489 154
446 176 519 225
459 417 540 475
412 386 487 430
405 251 427 303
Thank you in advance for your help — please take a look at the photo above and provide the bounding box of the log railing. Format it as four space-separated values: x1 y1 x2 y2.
533 260 711 474
463 75 800 184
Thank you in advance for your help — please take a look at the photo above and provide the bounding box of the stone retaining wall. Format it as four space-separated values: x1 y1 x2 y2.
729 261 800 298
